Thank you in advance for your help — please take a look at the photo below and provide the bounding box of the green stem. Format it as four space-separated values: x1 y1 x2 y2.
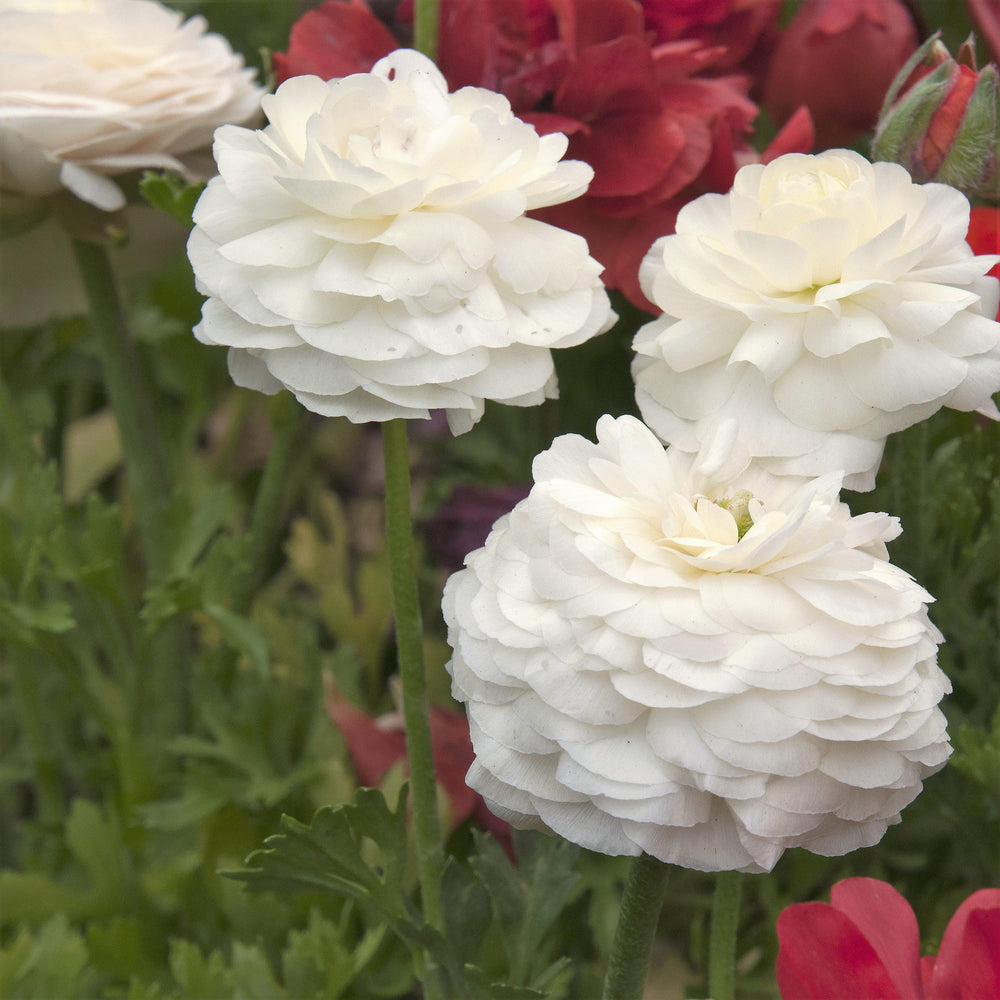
12 650 64 826
413 0 440 62
232 392 307 612
707 870 743 1000
601 853 670 1000
71 238 170 578
381 420 444 935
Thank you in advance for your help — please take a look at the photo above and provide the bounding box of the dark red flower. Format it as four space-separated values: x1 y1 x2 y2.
777 877 1000 1000
763 0 918 148
967 206 1000 321
325 680 512 850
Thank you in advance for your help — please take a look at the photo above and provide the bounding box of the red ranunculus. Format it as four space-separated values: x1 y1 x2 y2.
642 0 781 69
325 680 513 851
272 0 396 84
763 0 918 148
777 877 1000 1000
967 206 1000 321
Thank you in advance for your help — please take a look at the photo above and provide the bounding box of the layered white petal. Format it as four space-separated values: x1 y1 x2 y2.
188 50 614 430
0 0 263 210
633 149 1000 491
443 416 951 873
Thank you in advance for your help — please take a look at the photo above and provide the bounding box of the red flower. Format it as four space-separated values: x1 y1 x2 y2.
967 206 1000 321
763 0 918 148
325 680 512 851
777 877 1000 1000
272 0 396 84
642 0 781 69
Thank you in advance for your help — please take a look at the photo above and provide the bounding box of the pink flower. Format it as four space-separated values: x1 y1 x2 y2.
777 877 1000 1000
763 0 918 147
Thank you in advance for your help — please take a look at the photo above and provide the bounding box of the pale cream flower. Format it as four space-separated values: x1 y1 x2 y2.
0 0 263 211
443 415 950 873
633 150 1000 491
188 49 614 433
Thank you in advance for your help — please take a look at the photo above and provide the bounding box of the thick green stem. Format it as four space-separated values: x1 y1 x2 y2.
232 392 307 612
381 420 444 935
708 870 743 1000
601 853 670 1000
71 239 170 578
413 0 440 62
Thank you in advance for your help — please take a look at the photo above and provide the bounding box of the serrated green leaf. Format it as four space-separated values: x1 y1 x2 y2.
0 596 75 634
470 830 580 988
231 787 409 916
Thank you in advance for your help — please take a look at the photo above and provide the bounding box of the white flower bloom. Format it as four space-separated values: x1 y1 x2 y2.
0 0 263 211
633 150 1000 491
187 50 614 433
443 415 951 873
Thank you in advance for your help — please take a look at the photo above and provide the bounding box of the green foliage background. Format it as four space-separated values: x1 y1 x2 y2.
1 2 998 998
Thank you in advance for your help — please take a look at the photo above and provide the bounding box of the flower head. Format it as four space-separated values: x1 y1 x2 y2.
763 0 918 148
873 35 1000 200
188 49 613 433
443 415 951 873
0 0 263 212
777 877 1000 1000
633 149 1000 491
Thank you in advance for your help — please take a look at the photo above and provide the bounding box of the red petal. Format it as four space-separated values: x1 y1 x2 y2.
958 908 1000 1000
554 35 660 118
325 685 407 787
534 197 679 312
762 106 816 161
929 889 1000 1000
519 111 589 138
776 902 904 1000
968 0 1000 63
548 0 644 53
568 110 685 197
272 0 397 84
830 878 923 1000
435 0 530 90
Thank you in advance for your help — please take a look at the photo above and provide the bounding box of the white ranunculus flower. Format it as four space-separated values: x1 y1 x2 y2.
0 0 263 211
633 149 1000 491
443 415 951 873
187 49 615 433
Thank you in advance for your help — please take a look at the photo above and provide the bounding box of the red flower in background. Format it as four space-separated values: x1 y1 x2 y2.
777 877 1000 1000
642 0 780 69
271 0 811 311
764 0 918 148
967 206 1000 321
325 680 512 853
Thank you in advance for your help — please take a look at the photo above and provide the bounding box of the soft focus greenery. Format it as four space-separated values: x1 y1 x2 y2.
1 2 998 999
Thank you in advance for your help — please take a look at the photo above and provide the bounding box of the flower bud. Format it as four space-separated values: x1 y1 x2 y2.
873 34 999 198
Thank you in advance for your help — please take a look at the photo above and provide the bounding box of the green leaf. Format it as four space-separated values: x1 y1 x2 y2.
469 830 581 989
0 916 98 1000
138 171 205 226
231 787 410 918
441 858 492 966
203 602 270 675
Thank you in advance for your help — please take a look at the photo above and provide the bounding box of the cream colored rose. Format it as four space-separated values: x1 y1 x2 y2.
0 0 263 211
